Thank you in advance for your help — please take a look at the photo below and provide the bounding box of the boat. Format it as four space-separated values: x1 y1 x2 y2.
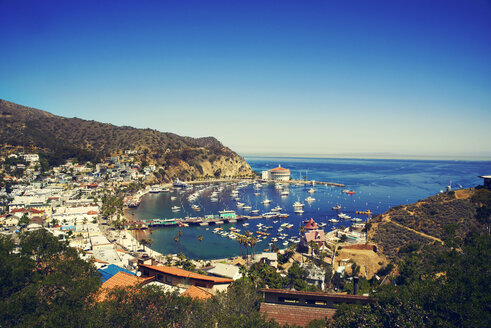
271 237 278 242
191 204 201 211
171 206 181 212
347 190 356 195
282 241 289 246
271 206 282 212
294 208 304 214
251 209 260 214
149 185 163 193
308 188 315 194
262 198 272 204
351 217 363 222
332 205 341 210
328 218 339 223
243 205 252 211
170 196 177 201
262 212 278 219
356 210 372 215
338 213 351 220
281 190 289 196
293 201 304 208
305 196 315 202
243 223 250 227
277 213 289 218
173 179 189 188
210 197 218 202
236 202 245 208
254 192 261 196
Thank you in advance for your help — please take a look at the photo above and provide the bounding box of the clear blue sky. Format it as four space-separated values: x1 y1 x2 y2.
1 0 490 159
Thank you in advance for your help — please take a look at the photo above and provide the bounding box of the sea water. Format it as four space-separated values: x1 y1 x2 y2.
130 157 490 260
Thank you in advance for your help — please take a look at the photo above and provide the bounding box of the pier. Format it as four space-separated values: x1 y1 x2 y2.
260 179 345 187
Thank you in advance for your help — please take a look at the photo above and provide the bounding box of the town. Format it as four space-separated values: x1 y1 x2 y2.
0 150 381 326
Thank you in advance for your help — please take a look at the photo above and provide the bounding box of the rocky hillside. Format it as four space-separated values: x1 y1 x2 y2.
369 188 489 261
0 99 253 181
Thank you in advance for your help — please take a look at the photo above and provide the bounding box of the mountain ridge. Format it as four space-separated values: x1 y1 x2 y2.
0 99 253 181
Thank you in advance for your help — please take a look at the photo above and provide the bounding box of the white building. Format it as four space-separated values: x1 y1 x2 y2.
262 165 291 181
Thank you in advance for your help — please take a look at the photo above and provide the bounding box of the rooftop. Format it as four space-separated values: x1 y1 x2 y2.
139 264 234 284
182 285 214 300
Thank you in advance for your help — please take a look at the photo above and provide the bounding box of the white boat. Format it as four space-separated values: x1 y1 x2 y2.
271 206 282 212
332 205 341 210
243 223 250 227
293 201 304 208
236 202 245 208
243 205 252 211
294 208 304 214
338 213 351 220
281 190 289 196
262 212 278 219
149 185 163 193
305 196 315 202
308 188 315 194
271 237 278 242
210 197 218 202
171 206 181 212
191 204 201 211
283 241 289 246
254 192 261 196
262 198 272 204
351 217 363 222
251 209 260 214
170 196 177 201
328 218 339 223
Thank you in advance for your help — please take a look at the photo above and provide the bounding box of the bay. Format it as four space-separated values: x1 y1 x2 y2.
130 157 490 260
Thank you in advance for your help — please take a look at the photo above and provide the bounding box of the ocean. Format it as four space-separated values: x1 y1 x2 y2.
130 157 490 260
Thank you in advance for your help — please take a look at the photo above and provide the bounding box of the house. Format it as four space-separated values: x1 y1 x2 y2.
205 262 242 280
299 218 327 253
253 252 278 268
259 288 374 327
97 271 154 301
181 285 214 300
262 165 291 181
138 264 234 293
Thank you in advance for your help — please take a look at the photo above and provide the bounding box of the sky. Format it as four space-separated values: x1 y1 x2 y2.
1 0 490 159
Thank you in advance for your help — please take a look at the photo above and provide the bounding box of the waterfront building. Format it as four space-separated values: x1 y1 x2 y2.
262 165 291 181
479 175 491 188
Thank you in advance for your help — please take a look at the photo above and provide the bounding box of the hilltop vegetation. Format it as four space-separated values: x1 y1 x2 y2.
0 99 253 181
369 188 486 261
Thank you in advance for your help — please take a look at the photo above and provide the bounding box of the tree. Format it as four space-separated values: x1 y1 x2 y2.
0 229 100 327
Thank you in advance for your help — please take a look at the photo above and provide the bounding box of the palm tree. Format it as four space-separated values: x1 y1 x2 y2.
174 236 179 253
178 229 183 253
249 236 258 260
198 235 203 259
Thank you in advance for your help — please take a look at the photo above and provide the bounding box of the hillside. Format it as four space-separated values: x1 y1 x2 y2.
369 188 488 261
0 99 253 181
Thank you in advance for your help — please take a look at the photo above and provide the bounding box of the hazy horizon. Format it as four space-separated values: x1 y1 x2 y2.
1 0 490 156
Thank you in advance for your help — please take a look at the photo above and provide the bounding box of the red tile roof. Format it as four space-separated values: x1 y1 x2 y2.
139 264 234 284
182 285 213 300
260 303 335 327
270 165 290 172
98 271 153 301
304 218 318 230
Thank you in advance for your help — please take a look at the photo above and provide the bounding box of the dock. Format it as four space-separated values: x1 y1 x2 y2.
260 179 345 187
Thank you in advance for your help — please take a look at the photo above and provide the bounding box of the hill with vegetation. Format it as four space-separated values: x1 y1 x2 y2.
0 99 253 181
368 188 488 262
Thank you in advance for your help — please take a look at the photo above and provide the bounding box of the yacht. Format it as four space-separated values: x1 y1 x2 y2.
191 204 201 211
173 179 188 188
308 188 315 194
293 201 304 208
271 206 282 212
251 209 260 214
294 208 304 214
170 196 177 201
328 218 339 223
236 202 245 208
243 205 252 211
305 196 315 202
171 206 181 212
338 213 351 220
280 190 289 196
262 198 272 205
332 204 341 210
149 185 163 193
